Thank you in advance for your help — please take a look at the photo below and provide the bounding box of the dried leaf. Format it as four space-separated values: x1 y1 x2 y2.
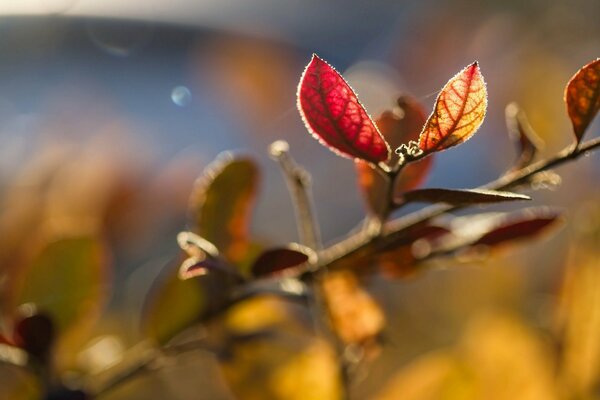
473 214 560 247
565 58 600 143
298 54 391 164
419 62 487 154
321 270 385 347
399 188 531 206
189 153 260 269
251 244 315 278
425 208 563 258
505 102 544 169
356 96 433 218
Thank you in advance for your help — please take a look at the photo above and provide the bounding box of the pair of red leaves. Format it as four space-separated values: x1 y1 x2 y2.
298 55 600 165
298 55 488 165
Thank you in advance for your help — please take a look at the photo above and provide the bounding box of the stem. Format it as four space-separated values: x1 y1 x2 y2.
270 140 351 399
91 339 216 398
269 140 322 251
318 136 600 270
88 135 600 398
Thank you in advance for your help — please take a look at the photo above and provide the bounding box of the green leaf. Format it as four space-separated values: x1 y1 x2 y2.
142 258 206 345
7 236 109 337
189 153 260 271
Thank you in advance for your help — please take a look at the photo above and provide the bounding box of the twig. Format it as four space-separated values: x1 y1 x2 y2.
270 140 353 399
269 140 322 251
91 338 215 398
318 135 600 270
88 135 600 399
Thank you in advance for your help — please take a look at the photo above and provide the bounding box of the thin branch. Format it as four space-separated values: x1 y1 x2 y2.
91 339 215 398
269 140 322 251
318 135 600 270
87 135 600 399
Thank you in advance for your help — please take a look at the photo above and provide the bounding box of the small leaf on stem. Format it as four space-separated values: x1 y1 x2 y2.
425 208 563 258
298 54 391 164
505 102 544 169
251 244 315 278
473 212 561 247
189 153 260 269
565 58 600 143
399 188 531 206
419 62 487 154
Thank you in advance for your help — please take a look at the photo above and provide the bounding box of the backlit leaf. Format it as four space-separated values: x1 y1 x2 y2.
298 54 391 164
399 188 531 206
505 102 544 169
251 244 315 278
7 236 109 339
423 208 563 258
565 58 600 143
473 213 560 247
142 257 206 345
419 62 487 154
189 153 260 270
356 96 433 218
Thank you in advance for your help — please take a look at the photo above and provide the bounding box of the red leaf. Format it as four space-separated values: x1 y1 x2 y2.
565 58 600 143
473 214 560 247
298 54 391 164
419 62 487 154
356 96 433 218
251 244 315 278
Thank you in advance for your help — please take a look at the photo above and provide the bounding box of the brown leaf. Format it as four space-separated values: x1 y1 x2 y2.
565 58 600 143
251 244 315 278
505 102 544 169
321 270 385 347
424 208 563 258
399 188 531 206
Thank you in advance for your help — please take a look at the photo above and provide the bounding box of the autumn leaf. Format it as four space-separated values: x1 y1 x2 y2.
251 244 315 278
399 188 531 206
505 102 544 169
189 153 261 270
421 208 563 259
298 54 391 164
565 58 600 143
356 96 433 218
419 62 487 154
321 270 385 347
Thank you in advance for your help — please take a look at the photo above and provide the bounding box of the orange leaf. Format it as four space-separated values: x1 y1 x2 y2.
565 58 600 143
298 54 391 164
419 62 487 154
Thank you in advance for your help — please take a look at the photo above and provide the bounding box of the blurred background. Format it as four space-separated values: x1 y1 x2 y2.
0 0 599 399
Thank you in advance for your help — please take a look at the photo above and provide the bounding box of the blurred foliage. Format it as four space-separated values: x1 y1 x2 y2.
0 1 599 399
